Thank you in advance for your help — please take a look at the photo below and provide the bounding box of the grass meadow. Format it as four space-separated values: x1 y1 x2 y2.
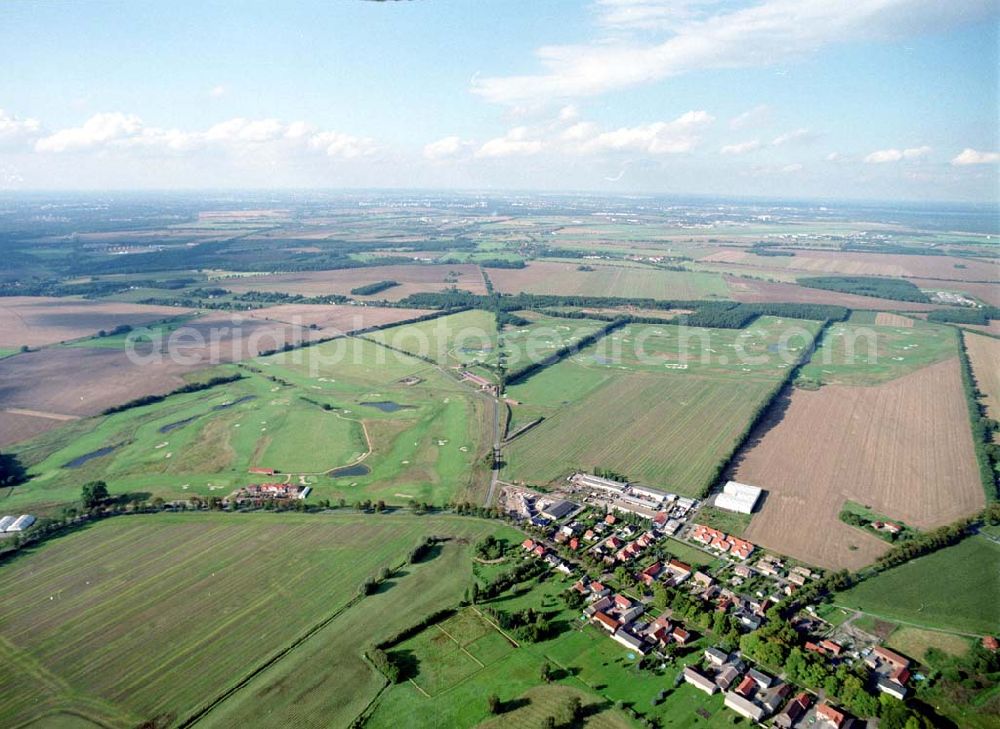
367 561 738 729
0 512 519 729
837 535 1000 634
502 316 821 494
797 315 958 386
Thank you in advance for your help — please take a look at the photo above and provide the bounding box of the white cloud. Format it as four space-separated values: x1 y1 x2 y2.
473 0 993 104
423 135 472 160
209 85 226 98
951 148 1000 166
720 139 760 155
0 108 42 148
864 145 932 163
34 112 376 158
558 105 580 122
781 163 803 173
476 127 545 158
729 104 770 130
825 152 843 161
771 128 814 146
577 110 714 154
35 112 142 152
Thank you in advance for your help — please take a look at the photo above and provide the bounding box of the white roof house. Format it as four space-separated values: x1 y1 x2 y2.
7 514 35 532
714 481 763 514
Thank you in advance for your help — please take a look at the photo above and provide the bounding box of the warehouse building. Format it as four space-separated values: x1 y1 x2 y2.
714 481 763 514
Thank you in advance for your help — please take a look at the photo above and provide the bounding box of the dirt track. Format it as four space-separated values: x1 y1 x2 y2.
736 358 984 570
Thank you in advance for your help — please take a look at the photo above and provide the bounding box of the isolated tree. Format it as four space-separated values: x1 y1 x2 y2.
564 696 582 725
81 480 109 509
486 694 500 715
540 661 553 683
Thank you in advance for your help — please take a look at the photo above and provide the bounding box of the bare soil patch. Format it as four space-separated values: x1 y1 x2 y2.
908 279 1000 307
0 297 190 349
224 264 486 301
725 277 936 311
0 411 70 447
736 358 983 570
785 250 999 282
964 332 1000 428
699 249 750 264
246 303 432 333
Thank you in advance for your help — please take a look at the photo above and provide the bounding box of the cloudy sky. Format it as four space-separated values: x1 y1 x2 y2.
1 0 997 201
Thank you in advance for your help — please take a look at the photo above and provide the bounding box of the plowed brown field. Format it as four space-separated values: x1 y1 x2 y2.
224 264 486 301
736 358 983 570
964 331 1000 428
725 277 936 311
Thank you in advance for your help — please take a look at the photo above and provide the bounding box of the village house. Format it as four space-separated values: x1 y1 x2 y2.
705 646 730 667
639 561 663 586
715 664 740 691
816 702 846 728
683 666 718 695
671 626 691 645
773 692 811 729
724 691 765 722
592 611 618 633
877 676 907 699
664 558 692 584
611 628 647 654
747 667 773 690
693 570 714 588
734 675 756 698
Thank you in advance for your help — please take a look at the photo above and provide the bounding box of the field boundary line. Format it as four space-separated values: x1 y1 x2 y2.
469 606 520 648
178 590 366 727
436 624 485 668
828 604 983 638
408 678 431 698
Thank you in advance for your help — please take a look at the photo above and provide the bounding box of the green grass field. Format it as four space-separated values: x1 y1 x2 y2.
797 316 958 386
368 562 736 729
837 535 1000 634
493 313 604 374
369 309 498 369
0 512 519 729
6 335 491 513
503 317 821 494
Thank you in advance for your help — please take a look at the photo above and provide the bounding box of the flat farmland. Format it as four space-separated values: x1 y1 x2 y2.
964 331 1000 427
836 535 1000 634
494 313 603 372
0 512 518 729
504 372 777 495
245 302 433 334
797 316 958 386
223 263 487 301
782 249 999 281
503 317 820 493
488 260 729 299
0 297 190 349
737 358 984 570
725 276 937 310
909 278 1000 307
369 308 498 368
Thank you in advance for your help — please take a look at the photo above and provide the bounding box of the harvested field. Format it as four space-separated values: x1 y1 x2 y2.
0 347 194 419
489 260 728 299
224 263 487 301
783 250 999 281
0 297 190 348
0 512 518 729
505 373 776 495
962 319 1000 336
724 276 936 310
245 303 433 333
964 331 1000 427
874 312 914 327
737 358 984 570
0 411 72 447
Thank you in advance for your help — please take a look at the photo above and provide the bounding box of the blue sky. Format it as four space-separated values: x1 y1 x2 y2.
0 0 997 201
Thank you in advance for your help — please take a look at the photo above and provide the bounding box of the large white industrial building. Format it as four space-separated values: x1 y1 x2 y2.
714 481 763 514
